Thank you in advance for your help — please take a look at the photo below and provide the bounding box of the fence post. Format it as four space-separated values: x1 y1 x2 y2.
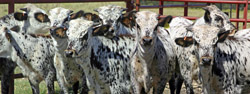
9 72 14 94
243 0 248 29
136 0 140 11
184 2 188 16
236 4 239 29
159 0 163 15
126 0 133 12
8 0 14 14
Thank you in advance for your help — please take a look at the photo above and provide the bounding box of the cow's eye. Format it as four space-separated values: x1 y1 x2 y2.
62 17 69 23
81 32 88 40
212 37 218 45
154 26 157 31
136 24 141 30
194 39 199 48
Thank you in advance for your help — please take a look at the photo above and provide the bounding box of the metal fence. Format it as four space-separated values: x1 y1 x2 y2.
136 0 250 29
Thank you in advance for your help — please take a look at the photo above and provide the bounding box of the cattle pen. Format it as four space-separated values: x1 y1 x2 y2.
0 0 250 94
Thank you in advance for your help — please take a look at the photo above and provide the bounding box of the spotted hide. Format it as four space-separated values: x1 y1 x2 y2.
175 25 250 94
50 27 88 94
130 11 176 94
49 7 89 94
3 27 56 94
0 4 51 94
20 4 51 34
65 18 137 94
194 5 236 34
94 5 136 37
169 5 236 94
0 58 16 94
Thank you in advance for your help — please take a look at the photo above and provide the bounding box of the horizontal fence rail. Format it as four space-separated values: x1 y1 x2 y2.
136 0 250 29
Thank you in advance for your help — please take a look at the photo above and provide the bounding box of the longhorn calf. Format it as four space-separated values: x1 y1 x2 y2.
169 5 236 94
64 18 136 94
0 4 51 94
130 11 176 94
49 8 89 94
94 5 136 37
175 25 250 94
2 27 56 94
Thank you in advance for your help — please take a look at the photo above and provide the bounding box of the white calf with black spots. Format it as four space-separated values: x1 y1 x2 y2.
49 7 90 94
50 27 89 94
0 4 52 94
130 11 176 94
65 18 137 94
3 27 56 94
175 25 250 94
94 5 136 37
169 5 236 94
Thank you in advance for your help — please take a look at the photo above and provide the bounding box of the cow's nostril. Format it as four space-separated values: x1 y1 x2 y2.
142 38 152 45
65 51 73 57
202 58 212 65
50 28 53 31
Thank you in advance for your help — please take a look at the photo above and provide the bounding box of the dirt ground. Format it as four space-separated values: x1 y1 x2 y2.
163 81 203 94
88 81 202 94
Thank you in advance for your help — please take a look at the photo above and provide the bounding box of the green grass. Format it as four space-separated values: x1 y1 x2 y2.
0 2 250 94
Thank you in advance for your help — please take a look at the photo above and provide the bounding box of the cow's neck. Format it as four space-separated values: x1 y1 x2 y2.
53 38 68 54
137 43 155 65
117 22 136 36
200 66 215 94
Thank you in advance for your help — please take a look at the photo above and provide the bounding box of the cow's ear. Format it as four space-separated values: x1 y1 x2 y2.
203 10 211 23
158 15 172 28
175 37 194 47
121 11 137 28
10 26 20 32
54 27 67 38
20 8 28 12
92 25 109 36
14 12 28 21
217 29 229 43
83 13 100 23
34 12 50 23
202 6 212 23
224 12 229 16
70 10 84 20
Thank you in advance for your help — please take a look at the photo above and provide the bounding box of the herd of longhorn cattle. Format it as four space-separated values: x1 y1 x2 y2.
0 3 249 94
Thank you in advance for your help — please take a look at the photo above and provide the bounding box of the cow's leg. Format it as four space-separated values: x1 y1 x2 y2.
1 66 15 94
131 77 142 94
28 79 40 94
1 75 9 94
56 72 69 94
153 77 168 94
79 76 89 94
175 76 184 94
72 81 79 94
45 71 55 94
169 76 176 94
184 80 194 94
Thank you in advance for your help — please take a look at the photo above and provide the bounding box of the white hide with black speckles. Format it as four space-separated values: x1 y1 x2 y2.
2 27 56 94
95 5 136 36
131 11 175 94
66 18 137 94
169 17 199 94
49 7 72 27
176 25 250 94
21 4 51 34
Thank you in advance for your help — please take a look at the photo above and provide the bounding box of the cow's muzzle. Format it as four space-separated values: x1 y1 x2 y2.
142 37 153 46
64 49 75 58
200 56 213 66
